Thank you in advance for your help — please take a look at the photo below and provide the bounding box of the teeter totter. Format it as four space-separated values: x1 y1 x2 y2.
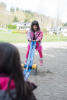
21 41 37 80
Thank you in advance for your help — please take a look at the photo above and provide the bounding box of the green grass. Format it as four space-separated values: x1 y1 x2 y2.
43 34 67 42
0 30 6 32
0 33 67 43
0 33 27 43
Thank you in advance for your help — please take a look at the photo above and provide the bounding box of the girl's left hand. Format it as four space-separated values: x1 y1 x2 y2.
32 40 36 41
32 40 38 42
36 40 38 42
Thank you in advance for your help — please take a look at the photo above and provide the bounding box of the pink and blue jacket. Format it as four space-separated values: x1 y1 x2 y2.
27 30 43 49
27 30 43 43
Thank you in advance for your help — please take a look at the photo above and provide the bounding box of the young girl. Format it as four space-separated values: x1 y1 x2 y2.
25 20 43 65
0 43 37 100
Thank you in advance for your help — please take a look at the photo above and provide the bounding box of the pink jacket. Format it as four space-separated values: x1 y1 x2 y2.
27 30 43 42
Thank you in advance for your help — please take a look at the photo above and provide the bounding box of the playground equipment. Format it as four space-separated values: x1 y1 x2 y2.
21 41 37 80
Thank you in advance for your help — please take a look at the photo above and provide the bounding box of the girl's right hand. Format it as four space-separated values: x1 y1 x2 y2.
32 40 36 42
28 39 31 42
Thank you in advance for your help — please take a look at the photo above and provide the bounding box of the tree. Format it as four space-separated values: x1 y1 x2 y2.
10 7 15 12
0 2 6 10
63 23 67 26
13 16 19 22
24 10 32 14
24 19 29 22
16 7 19 11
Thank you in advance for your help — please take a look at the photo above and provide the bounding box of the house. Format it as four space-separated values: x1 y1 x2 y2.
48 27 61 35
12 22 31 30
61 26 67 36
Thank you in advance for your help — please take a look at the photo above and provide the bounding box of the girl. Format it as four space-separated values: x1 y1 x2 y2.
0 43 37 100
25 20 43 66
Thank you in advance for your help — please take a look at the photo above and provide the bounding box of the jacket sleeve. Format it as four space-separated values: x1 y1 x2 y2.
27 31 31 41
36 31 43 41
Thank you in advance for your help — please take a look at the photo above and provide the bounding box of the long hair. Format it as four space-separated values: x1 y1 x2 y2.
31 20 40 32
0 43 37 100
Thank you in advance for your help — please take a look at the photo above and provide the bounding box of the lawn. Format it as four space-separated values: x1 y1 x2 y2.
0 33 27 43
0 33 67 43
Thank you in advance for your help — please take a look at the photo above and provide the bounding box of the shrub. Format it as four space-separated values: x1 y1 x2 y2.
42 28 48 33
12 29 27 34
7 24 17 29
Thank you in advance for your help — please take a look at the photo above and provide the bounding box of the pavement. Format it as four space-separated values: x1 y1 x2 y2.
14 42 67 100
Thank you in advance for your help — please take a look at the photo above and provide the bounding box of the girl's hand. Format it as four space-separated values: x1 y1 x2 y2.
32 40 38 42
28 39 31 42
36 40 38 42
36 40 40 42
32 40 36 41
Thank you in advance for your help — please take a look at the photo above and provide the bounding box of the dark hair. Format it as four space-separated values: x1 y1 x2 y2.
0 43 37 100
31 20 40 32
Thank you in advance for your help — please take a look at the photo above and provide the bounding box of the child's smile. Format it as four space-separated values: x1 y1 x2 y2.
33 25 38 31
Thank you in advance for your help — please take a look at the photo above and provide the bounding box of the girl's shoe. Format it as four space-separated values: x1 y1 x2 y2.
40 59 43 66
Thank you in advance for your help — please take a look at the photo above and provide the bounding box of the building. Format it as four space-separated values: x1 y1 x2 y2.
12 22 31 30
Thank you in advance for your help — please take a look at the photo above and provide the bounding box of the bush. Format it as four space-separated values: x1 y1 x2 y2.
13 16 19 22
12 29 27 34
7 24 17 29
42 28 48 33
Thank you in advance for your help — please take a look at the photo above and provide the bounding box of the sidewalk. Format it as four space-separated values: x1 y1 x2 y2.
14 41 67 49
16 42 67 100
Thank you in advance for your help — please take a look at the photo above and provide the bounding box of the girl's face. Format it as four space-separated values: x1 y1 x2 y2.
33 25 38 32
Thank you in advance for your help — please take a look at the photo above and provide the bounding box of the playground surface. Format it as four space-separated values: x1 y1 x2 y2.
15 42 67 100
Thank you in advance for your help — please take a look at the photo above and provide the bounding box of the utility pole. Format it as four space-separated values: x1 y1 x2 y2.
56 0 60 35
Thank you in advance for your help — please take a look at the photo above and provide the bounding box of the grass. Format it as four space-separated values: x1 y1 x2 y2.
43 34 67 42
0 33 27 43
0 30 6 32
0 33 67 43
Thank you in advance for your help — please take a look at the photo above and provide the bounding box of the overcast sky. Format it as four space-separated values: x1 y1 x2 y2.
0 0 67 22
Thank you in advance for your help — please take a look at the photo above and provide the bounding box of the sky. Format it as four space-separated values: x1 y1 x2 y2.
0 0 67 22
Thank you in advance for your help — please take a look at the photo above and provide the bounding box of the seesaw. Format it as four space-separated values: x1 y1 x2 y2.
21 64 37 69
21 41 37 80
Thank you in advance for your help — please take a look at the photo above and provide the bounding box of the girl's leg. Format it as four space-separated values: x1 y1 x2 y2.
38 45 43 65
38 45 43 58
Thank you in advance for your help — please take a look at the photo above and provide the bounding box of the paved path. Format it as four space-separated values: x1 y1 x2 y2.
14 42 67 100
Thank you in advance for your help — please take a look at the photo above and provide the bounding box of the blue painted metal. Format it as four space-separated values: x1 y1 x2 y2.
24 41 36 80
